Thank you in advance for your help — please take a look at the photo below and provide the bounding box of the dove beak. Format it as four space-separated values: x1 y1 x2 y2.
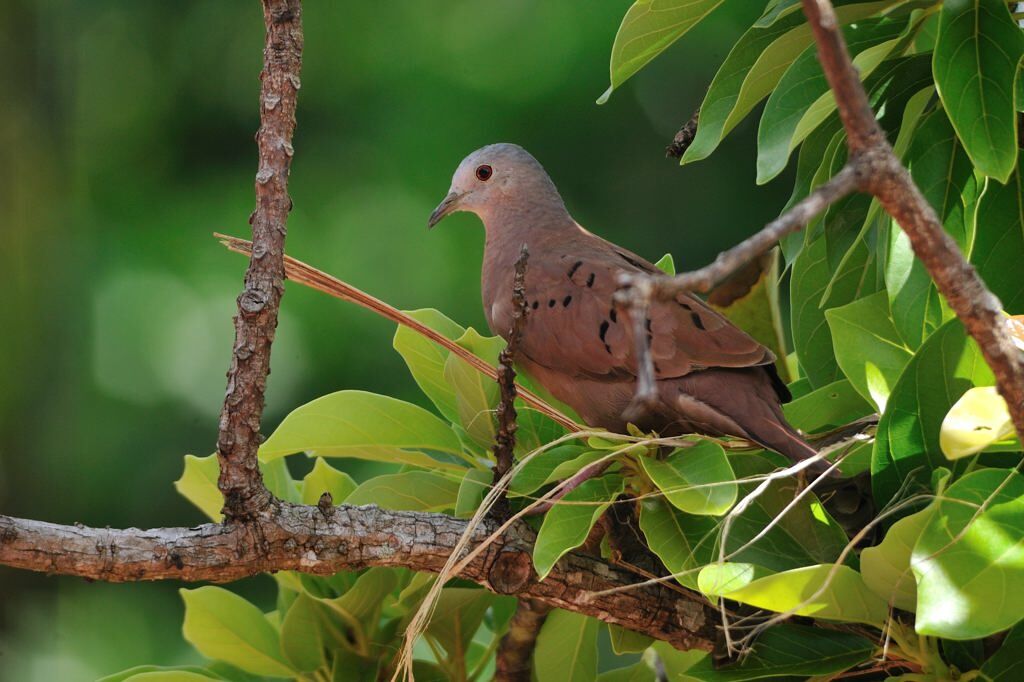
428 191 462 229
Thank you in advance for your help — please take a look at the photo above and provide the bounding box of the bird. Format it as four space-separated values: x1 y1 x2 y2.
427 143 821 470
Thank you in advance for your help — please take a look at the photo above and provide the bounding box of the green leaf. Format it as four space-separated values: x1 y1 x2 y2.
425 588 494 664
533 474 625 579
933 0 1023 181
791 234 877 388
940 386 1017 459
533 610 599 682
638 497 717 589
974 159 1024 313
175 454 223 522
721 454 850 571
261 457 301 504
344 471 460 511
782 379 873 434
301 457 357 506
860 506 932 611
872 319 995 505
607 623 654 655
393 308 466 424
180 586 294 678
455 467 491 518
681 0 894 166
638 441 737 515
597 663 656 682
122 673 222 682
680 625 875 680
826 291 914 411
260 390 466 470
979 623 1024 680
698 563 888 626
913 468 1024 639
601 0 727 103
756 14 917 184
654 252 676 275
444 328 504 450
707 251 790 382
279 593 328 673
98 667 221 682
509 444 590 496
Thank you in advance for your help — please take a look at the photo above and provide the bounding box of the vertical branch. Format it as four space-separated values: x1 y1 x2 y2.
495 599 553 682
216 0 304 520
492 246 530 507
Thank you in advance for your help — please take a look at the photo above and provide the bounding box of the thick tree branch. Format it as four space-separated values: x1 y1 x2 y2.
495 599 552 682
632 0 1024 442
0 507 716 651
216 0 303 519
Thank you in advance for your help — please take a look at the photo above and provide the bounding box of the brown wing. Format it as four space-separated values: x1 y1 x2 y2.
509 242 773 381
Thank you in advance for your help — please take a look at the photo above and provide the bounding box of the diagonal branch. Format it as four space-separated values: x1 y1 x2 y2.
216 0 303 520
632 0 1024 442
0 508 716 652
495 599 552 682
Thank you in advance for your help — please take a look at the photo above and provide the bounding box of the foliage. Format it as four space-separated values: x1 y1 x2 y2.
106 0 1024 680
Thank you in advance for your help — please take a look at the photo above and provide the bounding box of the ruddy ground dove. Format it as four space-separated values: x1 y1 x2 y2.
428 143 820 469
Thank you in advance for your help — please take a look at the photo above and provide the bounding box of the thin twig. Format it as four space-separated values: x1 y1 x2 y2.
215 0 303 520
492 245 531 505
217 234 581 433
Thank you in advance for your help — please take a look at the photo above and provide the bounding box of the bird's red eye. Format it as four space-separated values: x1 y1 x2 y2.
475 164 493 181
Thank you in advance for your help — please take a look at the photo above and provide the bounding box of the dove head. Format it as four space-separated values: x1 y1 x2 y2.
428 143 569 230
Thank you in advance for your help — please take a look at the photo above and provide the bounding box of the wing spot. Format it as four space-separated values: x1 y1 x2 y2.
645 318 652 332
531 301 539 310
609 308 617 323
691 313 706 330
548 299 556 308
599 319 613 353
678 301 692 311
563 295 573 307
567 261 583 279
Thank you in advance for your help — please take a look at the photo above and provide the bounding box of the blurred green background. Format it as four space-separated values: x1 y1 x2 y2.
0 1 795 678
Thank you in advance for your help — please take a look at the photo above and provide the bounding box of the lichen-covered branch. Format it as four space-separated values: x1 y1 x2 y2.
216 0 303 519
0 507 716 651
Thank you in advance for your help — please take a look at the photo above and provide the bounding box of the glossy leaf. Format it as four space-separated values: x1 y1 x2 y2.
826 291 913 411
607 623 654 655
597 663 656 682
756 15 914 184
533 474 625 579
698 563 888 626
279 593 329 673
180 587 294 677
300 457 357 506
782 378 873 434
933 0 1023 181
979 623 1024 680
175 454 224 522
940 386 1017 459
974 159 1024 313
425 588 494 663
638 497 717 589
681 625 875 680
639 441 737 515
455 468 491 518
602 0 727 103
860 506 932 611
345 471 461 511
913 468 1024 638
654 252 676 275
98 667 221 682
260 390 466 470
872 319 995 504
392 308 465 424
534 609 599 682
509 444 590 496
444 328 504 450
682 0 893 165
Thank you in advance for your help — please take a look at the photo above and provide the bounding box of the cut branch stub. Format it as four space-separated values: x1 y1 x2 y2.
216 0 304 520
